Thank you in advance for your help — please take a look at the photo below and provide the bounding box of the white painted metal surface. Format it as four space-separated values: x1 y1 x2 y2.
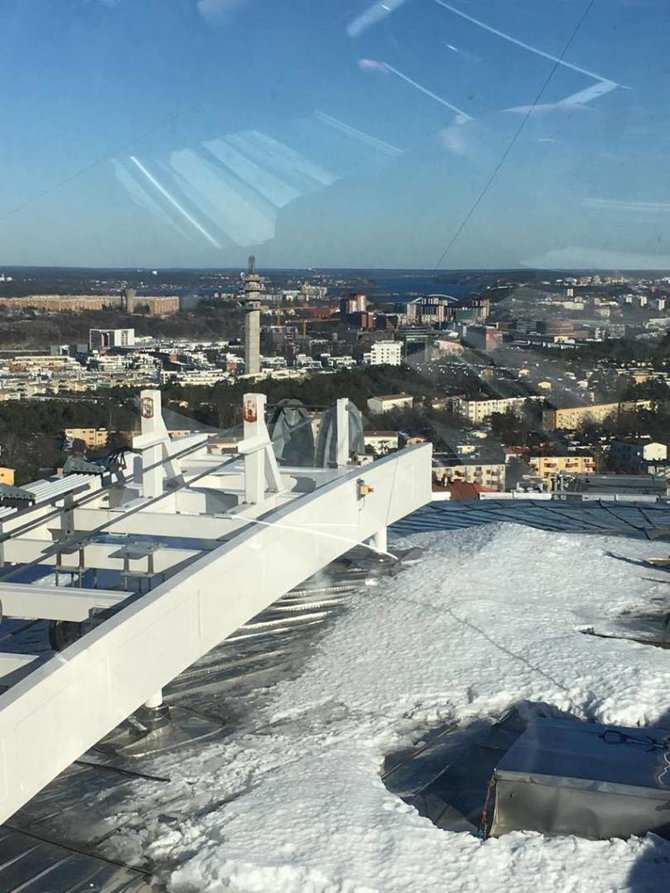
132 389 208 499
0 654 40 676
23 474 96 503
241 392 282 504
0 390 432 825
0 444 431 823
2 540 199 573
0 584 128 621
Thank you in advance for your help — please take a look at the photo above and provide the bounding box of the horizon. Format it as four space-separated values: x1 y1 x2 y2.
1 265 670 276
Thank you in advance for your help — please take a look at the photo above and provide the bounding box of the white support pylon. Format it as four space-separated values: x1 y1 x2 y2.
241 393 282 505
133 390 165 499
132 389 207 499
370 526 388 555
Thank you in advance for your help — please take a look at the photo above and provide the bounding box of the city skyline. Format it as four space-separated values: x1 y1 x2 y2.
1 0 669 269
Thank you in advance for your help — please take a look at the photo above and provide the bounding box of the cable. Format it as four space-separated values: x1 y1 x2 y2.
433 0 598 269
0 2 365 229
0 112 181 225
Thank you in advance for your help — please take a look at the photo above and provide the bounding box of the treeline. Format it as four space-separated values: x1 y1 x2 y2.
0 367 444 482
0 397 139 484
162 365 443 429
0 304 245 347
568 331 670 367
0 398 137 437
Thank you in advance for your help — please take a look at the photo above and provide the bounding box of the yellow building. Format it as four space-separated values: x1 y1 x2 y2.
64 427 109 449
542 400 653 431
453 395 543 424
143 296 180 316
528 454 596 482
0 467 15 486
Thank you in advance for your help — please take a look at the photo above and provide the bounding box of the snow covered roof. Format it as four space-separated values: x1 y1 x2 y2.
32 520 664 893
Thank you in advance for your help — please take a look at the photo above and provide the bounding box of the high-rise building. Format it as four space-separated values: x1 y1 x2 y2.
242 256 263 375
89 328 135 350
122 287 136 314
364 341 402 366
340 293 367 316
464 324 502 351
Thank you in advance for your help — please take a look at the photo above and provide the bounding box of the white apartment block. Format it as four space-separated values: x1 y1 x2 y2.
364 431 400 456
364 341 402 367
89 328 135 350
367 393 414 415
452 395 542 424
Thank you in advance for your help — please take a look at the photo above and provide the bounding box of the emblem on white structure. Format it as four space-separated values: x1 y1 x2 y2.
243 399 257 423
140 397 154 420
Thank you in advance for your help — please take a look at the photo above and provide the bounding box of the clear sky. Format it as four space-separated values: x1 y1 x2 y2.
1 0 669 270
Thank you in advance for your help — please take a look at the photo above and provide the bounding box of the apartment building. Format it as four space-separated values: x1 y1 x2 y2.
542 400 653 431
528 453 596 483
0 467 15 486
0 296 122 312
89 328 135 350
64 428 109 449
434 461 506 492
364 431 400 456
452 395 542 424
609 439 667 473
363 341 402 366
367 393 414 415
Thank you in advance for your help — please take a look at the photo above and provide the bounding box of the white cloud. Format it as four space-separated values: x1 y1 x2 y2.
439 124 468 156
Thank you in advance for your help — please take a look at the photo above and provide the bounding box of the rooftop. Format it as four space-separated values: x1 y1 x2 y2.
9 515 665 892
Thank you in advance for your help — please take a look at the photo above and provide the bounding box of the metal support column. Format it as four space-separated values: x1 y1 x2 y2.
370 526 388 555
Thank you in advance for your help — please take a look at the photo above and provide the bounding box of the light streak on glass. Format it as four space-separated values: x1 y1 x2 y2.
128 156 222 247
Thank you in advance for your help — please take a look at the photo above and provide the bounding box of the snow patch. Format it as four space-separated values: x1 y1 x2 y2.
113 525 670 891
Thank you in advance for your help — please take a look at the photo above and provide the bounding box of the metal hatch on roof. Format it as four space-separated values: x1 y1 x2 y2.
491 718 670 840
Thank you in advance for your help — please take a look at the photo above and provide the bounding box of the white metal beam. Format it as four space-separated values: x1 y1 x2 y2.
0 584 128 621
71 508 239 539
242 393 282 504
0 653 44 687
336 398 349 467
1 540 199 573
0 654 41 674
0 445 432 823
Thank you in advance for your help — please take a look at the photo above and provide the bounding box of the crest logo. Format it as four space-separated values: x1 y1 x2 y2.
140 396 154 420
243 399 257 423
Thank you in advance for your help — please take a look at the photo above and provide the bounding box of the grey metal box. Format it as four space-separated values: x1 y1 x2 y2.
491 718 670 839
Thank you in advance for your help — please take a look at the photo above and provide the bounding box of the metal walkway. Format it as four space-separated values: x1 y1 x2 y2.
0 388 432 883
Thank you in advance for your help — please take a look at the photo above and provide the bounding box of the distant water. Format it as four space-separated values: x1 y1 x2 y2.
362 272 473 300
189 271 474 301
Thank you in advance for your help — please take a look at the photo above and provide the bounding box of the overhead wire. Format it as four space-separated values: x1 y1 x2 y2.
0 2 369 232
433 0 598 269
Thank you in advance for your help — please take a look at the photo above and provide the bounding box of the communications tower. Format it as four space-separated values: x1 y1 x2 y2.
241 255 262 376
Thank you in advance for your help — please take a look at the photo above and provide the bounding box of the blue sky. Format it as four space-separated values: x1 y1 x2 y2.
1 0 669 269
